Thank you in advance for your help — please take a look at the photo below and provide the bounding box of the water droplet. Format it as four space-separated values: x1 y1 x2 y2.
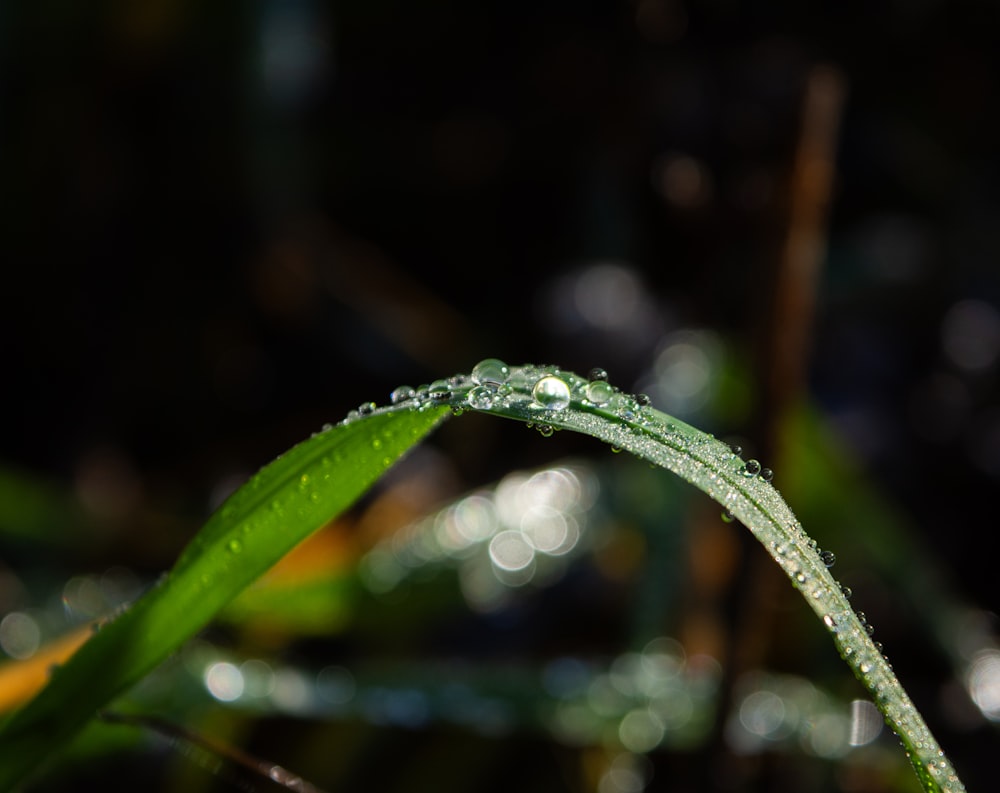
428 380 451 400
617 397 638 420
390 385 416 404
532 375 571 410
744 459 761 477
823 614 837 629
761 467 774 483
839 583 853 599
730 444 743 457
820 550 836 568
537 424 554 438
472 358 510 386
610 445 623 454
358 402 376 415
635 393 651 406
585 380 614 406
451 406 464 416
588 367 608 381
467 385 494 410
372 438 383 450
721 510 734 523
228 539 242 554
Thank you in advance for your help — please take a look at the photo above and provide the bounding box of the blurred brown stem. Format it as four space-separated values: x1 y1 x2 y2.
99 710 327 793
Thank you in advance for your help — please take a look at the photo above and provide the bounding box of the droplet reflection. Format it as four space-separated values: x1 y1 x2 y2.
488 530 535 572
0 612 40 660
205 661 244 702
361 463 595 611
967 648 1000 721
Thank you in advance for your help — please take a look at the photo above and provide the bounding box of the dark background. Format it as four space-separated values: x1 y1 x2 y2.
2 1 999 790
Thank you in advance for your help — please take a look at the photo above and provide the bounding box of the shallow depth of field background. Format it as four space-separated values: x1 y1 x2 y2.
1 2 999 791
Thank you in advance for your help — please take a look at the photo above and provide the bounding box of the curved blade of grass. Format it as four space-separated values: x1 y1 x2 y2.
0 361 967 793
0 405 450 789
438 362 963 793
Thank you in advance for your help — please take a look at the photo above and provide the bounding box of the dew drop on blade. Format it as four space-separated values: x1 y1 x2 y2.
585 380 613 406
428 379 451 400
532 375 571 410
588 367 609 381
617 398 637 420
471 358 510 386
761 467 774 483
744 459 761 477
467 385 494 410
390 385 416 404
820 550 836 568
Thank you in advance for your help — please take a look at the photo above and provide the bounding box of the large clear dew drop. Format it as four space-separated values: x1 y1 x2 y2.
532 375 571 410
471 358 511 387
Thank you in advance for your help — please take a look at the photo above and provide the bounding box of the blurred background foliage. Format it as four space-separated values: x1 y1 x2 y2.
1 0 999 790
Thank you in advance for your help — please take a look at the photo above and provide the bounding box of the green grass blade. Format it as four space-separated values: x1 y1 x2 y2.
0 405 449 789
0 360 968 793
